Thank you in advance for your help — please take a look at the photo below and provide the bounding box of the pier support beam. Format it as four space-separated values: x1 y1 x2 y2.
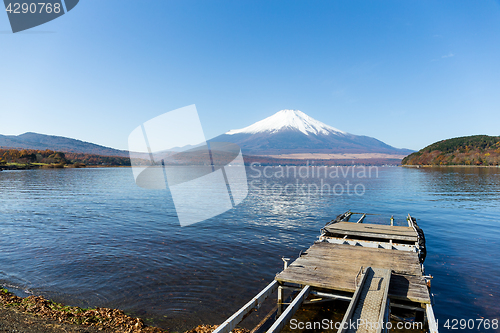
212 280 278 333
268 285 311 333
277 258 290 316
277 285 283 317
426 304 439 333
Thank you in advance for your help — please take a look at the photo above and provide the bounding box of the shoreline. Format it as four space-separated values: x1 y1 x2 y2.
0 288 164 332
0 288 249 333
0 164 130 171
402 164 500 168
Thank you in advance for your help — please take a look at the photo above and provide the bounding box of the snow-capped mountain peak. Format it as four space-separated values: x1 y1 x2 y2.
211 109 412 155
226 109 346 136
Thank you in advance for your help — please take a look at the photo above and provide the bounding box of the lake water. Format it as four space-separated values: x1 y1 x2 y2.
0 166 499 332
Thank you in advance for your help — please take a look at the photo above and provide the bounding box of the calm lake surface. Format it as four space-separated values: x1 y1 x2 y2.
1 166 499 331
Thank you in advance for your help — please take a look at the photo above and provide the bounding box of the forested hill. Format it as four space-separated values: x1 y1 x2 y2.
402 135 500 166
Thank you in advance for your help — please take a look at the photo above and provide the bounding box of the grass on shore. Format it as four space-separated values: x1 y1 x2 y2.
0 288 164 332
0 288 249 333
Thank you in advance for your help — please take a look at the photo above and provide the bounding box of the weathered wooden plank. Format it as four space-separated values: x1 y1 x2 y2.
275 243 430 304
324 222 418 242
302 245 421 264
295 243 422 275
325 230 417 242
292 248 420 262
285 255 422 277
276 269 429 304
293 252 421 275
328 222 418 236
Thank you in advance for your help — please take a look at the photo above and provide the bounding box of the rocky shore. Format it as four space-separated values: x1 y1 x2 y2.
0 289 250 333
0 288 163 332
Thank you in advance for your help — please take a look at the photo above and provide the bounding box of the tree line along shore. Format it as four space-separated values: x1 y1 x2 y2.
0 148 131 170
402 135 500 166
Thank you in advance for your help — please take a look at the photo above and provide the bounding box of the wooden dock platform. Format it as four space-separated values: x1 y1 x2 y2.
213 212 438 333
275 242 430 304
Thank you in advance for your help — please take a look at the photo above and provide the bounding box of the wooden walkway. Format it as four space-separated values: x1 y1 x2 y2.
340 267 391 333
275 242 430 304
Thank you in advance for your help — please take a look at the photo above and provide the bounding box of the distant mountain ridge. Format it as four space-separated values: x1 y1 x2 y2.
1 110 413 161
211 110 413 155
0 132 128 157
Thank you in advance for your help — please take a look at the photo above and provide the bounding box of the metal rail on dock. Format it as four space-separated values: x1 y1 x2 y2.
267 285 311 333
212 281 278 333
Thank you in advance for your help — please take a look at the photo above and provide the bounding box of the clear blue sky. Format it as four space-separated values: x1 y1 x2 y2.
1 0 499 151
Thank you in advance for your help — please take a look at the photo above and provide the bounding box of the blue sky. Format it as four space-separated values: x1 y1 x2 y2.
1 0 499 151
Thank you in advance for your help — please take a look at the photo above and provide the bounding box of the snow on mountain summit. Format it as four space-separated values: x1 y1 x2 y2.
226 110 346 136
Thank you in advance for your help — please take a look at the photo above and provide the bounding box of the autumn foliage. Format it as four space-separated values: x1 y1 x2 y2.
402 135 500 166
0 148 131 168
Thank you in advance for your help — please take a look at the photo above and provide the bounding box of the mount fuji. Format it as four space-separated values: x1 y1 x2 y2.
210 110 412 156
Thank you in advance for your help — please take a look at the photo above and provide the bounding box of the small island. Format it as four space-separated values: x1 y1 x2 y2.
402 135 500 166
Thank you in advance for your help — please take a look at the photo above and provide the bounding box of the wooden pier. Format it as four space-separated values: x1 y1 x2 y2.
214 212 438 333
